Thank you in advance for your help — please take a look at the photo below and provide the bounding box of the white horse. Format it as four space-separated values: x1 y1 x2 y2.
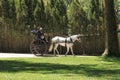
49 34 81 56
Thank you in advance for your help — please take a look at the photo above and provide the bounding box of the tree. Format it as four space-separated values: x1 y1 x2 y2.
2 0 10 18
16 0 28 31
34 0 46 27
68 0 87 34
11 0 17 27
45 1 53 31
89 0 103 26
0 1 2 27
45 0 68 35
103 0 120 57
1 0 12 31
0 1 2 17
2 0 11 20
24 0 36 27
55 0 68 35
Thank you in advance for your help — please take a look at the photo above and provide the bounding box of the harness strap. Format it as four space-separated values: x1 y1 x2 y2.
70 37 73 42
65 37 73 46
65 38 67 46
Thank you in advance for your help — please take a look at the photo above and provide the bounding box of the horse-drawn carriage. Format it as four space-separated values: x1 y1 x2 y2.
30 29 50 56
30 28 81 56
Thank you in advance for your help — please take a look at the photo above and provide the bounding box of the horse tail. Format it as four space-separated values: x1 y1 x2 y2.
49 43 54 52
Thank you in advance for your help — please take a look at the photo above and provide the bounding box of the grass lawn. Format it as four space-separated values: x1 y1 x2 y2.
0 56 120 80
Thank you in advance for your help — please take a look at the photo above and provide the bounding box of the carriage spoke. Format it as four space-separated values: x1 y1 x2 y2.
30 40 48 56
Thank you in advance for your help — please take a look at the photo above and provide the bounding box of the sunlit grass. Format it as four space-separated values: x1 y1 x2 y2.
0 56 120 80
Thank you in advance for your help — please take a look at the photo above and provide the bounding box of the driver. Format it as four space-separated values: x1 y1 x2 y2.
37 27 48 43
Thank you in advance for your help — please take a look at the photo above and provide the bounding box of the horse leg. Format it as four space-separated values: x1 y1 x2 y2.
55 48 59 55
70 47 75 56
53 44 56 56
53 44 59 56
65 46 69 56
53 49 56 56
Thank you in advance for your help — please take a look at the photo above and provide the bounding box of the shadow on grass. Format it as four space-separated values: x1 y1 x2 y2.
0 60 120 77
101 57 120 63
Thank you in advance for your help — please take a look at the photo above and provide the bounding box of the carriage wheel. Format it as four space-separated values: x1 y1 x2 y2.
30 40 47 56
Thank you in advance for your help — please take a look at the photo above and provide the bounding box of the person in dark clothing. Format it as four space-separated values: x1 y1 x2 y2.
37 27 48 43
37 27 43 36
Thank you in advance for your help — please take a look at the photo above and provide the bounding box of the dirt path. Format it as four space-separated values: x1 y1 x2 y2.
0 53 36 58
0 53 89 58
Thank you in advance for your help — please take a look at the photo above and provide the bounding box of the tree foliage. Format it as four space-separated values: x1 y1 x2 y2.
1 0 104 34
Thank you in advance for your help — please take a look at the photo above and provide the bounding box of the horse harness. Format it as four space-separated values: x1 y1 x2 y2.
65 37 73 46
